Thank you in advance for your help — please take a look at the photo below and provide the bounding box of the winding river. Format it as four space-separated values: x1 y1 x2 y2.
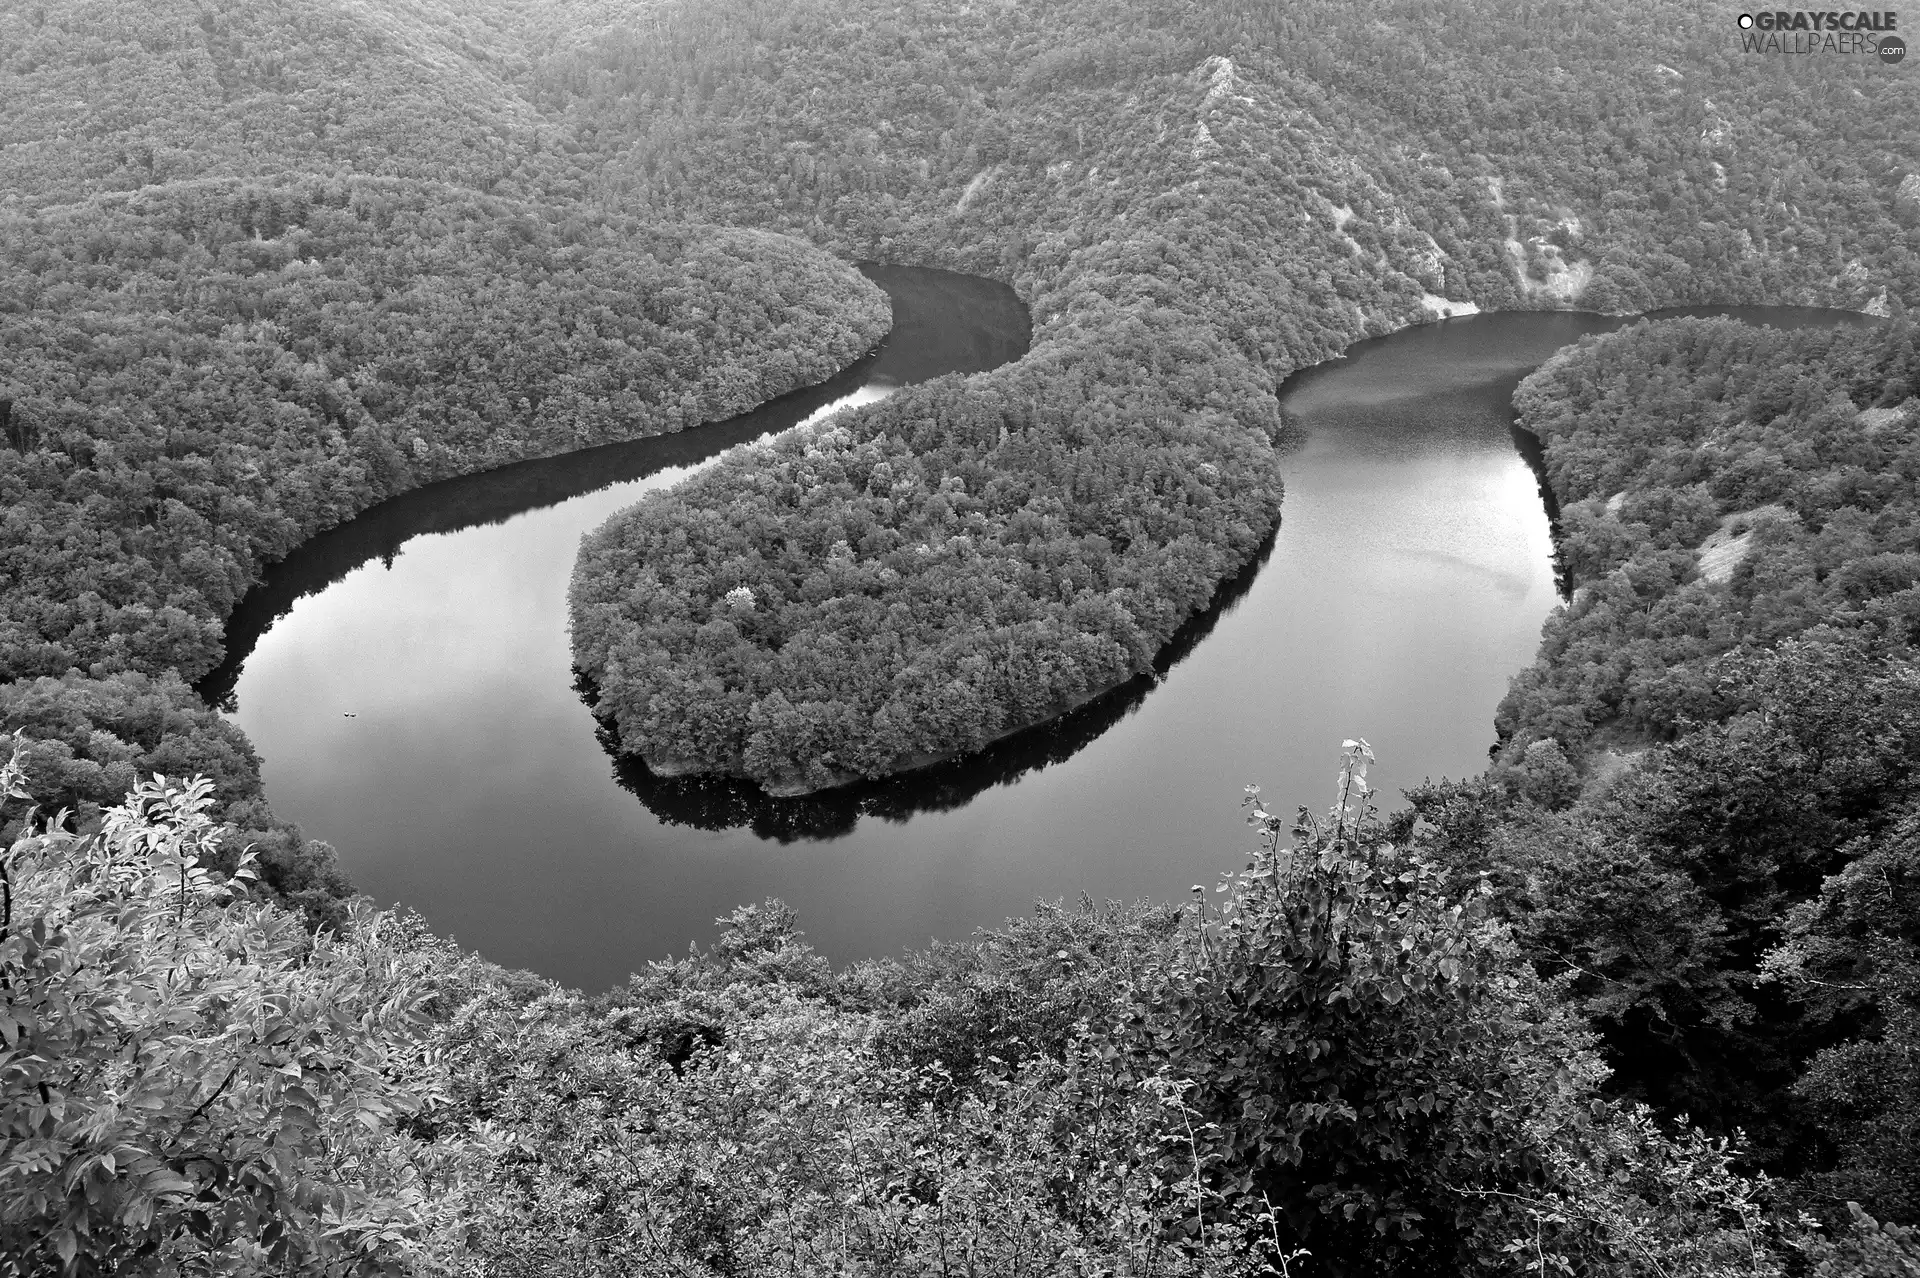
206 268 1873 989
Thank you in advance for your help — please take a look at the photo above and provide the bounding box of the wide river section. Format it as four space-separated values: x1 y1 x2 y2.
207 267 1872 989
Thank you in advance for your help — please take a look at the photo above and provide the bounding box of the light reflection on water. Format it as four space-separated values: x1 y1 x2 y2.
225 298 1866 989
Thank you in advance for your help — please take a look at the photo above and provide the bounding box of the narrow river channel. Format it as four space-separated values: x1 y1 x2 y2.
207 268 1873 989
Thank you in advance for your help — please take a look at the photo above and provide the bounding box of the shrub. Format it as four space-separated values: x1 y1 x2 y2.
0 752 482 1275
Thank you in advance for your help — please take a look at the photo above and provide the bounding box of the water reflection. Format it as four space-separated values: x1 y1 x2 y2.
216 296 1873 989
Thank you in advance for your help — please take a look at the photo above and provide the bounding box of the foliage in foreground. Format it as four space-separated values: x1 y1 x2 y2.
0 753 490 1276
10 740 1913 1276
0 679 354 929
1422 630 1920 1237
1398 319 1920 1226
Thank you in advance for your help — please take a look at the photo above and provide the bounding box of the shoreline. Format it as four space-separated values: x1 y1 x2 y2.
198 271 894 706
606 295 1882 799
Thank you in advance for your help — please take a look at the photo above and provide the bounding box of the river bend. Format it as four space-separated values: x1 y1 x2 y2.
211 276 1870 989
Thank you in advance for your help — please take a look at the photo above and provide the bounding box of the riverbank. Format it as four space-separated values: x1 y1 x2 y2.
0 183 890 917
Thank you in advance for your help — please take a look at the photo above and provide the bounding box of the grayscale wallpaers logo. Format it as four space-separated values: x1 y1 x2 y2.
1737 10 1904 60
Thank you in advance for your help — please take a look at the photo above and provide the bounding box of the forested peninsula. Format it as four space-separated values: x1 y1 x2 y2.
565 0 1920 791
5 0 1920 1273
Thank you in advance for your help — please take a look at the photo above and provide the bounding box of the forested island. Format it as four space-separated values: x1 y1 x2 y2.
4 0 1920 1273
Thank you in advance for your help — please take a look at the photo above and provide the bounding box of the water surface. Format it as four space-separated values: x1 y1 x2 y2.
216 291 1871 988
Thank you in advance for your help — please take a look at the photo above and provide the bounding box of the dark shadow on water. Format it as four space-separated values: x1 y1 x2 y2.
1507 422 1569 601
206 285 1874 834
197 264 1030 712
587 524 1281 841
196 353 884 711
583 306 1880 838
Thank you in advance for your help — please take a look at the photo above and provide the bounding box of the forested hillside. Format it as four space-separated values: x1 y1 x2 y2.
568 0 1920 790
5 0 1920 1271
1412 317 1920 1229
0 0 894 909
524 0 1920 311
0 0 585 203
1500 317 1920 753
0 177 887 684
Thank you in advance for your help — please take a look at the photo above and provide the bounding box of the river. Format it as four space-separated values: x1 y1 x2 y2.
206 269 1872 989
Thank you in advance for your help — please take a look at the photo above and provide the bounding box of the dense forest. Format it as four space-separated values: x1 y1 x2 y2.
1500 317 1920 751
570 362 1280 792
15 741 1895 1277
5 0 1920 1271
566 0 1920 789
0 171 886 916
0 178 888 685
1408 319 1920 1217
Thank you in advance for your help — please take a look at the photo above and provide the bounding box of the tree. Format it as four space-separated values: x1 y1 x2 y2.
0 751 484 1276
1117 744 1566 1272
1763 804 1920 1224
